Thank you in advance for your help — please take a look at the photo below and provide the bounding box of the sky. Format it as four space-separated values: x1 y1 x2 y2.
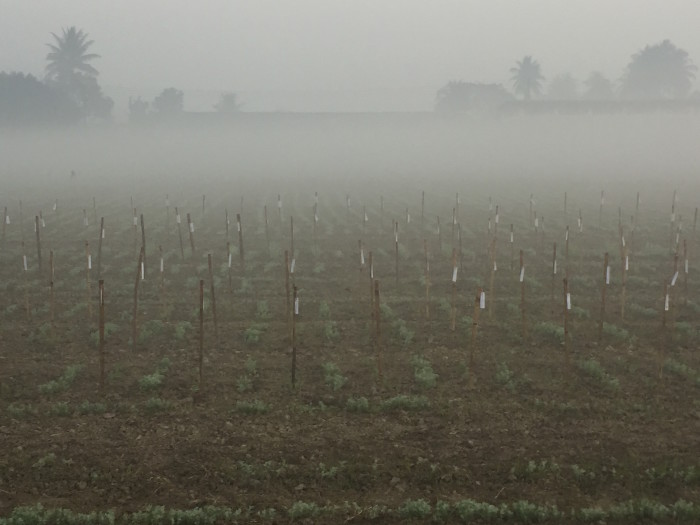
1 0 699 111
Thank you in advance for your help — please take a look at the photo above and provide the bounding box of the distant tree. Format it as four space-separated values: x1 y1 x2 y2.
621 40 697 99
152 88 184 116
45 27 112 119
434 81 513 112
547 74 578 100
128 96 149 122
583 72 615 100
214 92 242 113
510 56 544 100
0 71 80 125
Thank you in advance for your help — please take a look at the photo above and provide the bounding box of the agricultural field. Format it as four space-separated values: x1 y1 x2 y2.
0 173 699 524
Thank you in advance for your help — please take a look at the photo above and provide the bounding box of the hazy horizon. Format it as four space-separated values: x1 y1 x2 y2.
3 1 700 112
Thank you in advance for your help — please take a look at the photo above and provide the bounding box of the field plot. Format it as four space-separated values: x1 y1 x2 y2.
0 178 699 523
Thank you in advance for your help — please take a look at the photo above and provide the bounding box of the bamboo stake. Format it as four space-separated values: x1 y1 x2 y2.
208 253 218 340
563 278 570 369
285 250 291 335
291 285 298 387
488 237 496 319
424 239 430 320
550 242 557 315
621 246 628 320
469 287 482 390
451 207 456 247
450 247 457 331
510 224 514 271
226 241 233 293
165 194 170 236
86 241 92 320
99 279 105 392
368 251 374 319
421 190 425 228
132 246 144 348
670 252 679 328
358 240 364 292
35 216 42 272
49 250 55 326
2 206 7 243
660 281 669 378
683 239 689 306
140 214 146 278
374 280 382 382
290 216 294 259
225 208 230 245
199 279 204 390
22 242 29 321
519 250 526 337
97 217 104 280
132 207 137 252
599 252 609 341
599 190 604 228
278 195 282 223
19 200 24 242
187 213 195 256
264 204 270 256
437 216 442 254
237 213 245 272
394 220 399 287
159 245 165 294
176 207 185 261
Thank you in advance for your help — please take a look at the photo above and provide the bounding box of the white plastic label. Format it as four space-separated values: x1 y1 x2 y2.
437 225 441 234
452 267 458 283
5 216 9 225
84 217 88 226
294 297 299 315
237 221 241 232
621 236 625 247
314 214 319 223
510 232 514 243
176 214 181 224
394 233 398 243
88 255 92 269
360 249 365 265
370 264 374 279
606 266 610 284
493 261 497 272
278 200 282 209
53 203 57 211
625 256 629 271
671 212 675 222
685 259 689 274
665 294 670 311
102 228 105 239
160 258 164 272
566 293 571 310
495 214 499 224
565 230 569 241
133 217 137 226
228 253 232 268
519 267 525 282
534 217 539 228
141 262 144 280
480 291 486 309
290 258 295 273
364 213 368 222
553 260 557 275
407 213 410 224
189 222 194 233
577 218 581 229
453 216 457 225
23 255 27 271
41 219 45 228
671 271 679 286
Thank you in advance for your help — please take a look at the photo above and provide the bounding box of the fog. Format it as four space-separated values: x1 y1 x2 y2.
2 114 700 212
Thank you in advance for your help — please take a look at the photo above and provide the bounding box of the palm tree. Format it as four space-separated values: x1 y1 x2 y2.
510 56 544 101
45 27 100 85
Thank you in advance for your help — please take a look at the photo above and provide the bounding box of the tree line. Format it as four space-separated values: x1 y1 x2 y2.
437 40 698 112
1 27 697 123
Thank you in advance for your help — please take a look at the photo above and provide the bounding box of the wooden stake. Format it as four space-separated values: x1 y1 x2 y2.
237 213 245 272
290 216 294 258
437 216 442 254
208 253 218 340
226 241 233 292
285 250 291 334
469 287 481 389
187 213 195 256
510 224 514 271
488 237 497 319
563 278 570 369
85 241 92 320
140 213 146 278
49 250 55 326
291 285 298 387
394 221 399 286
34 216 42 272
176 207 185 261
132 246 144 348
421 190 425 228
374 280 382 382
520 250 526 337
424 239 430 320
451 247 457 331
599 252 609 341
97 217 104 280
199 279 204 390
550 242 557 315
99 279 105 392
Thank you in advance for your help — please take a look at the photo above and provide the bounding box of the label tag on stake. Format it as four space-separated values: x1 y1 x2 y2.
510 232 514 243
176 214 181 224
294 297 299 315
133 217 137 226
519 266 525 282
493 261 497 272
567 293 572 310
237 222 241 232
23 255 27 271
160 258 164 273
140 262 144 280
685 259 689 274
189 222 194 233
671 271 679 286
606 266 610 285
452 267 458 283
88 255 92 270
625 256 629 271
553 260 557 275
360 249 365 265
290 258 295 274
665 294 670 311
228 253 232 268
480 291 486 309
